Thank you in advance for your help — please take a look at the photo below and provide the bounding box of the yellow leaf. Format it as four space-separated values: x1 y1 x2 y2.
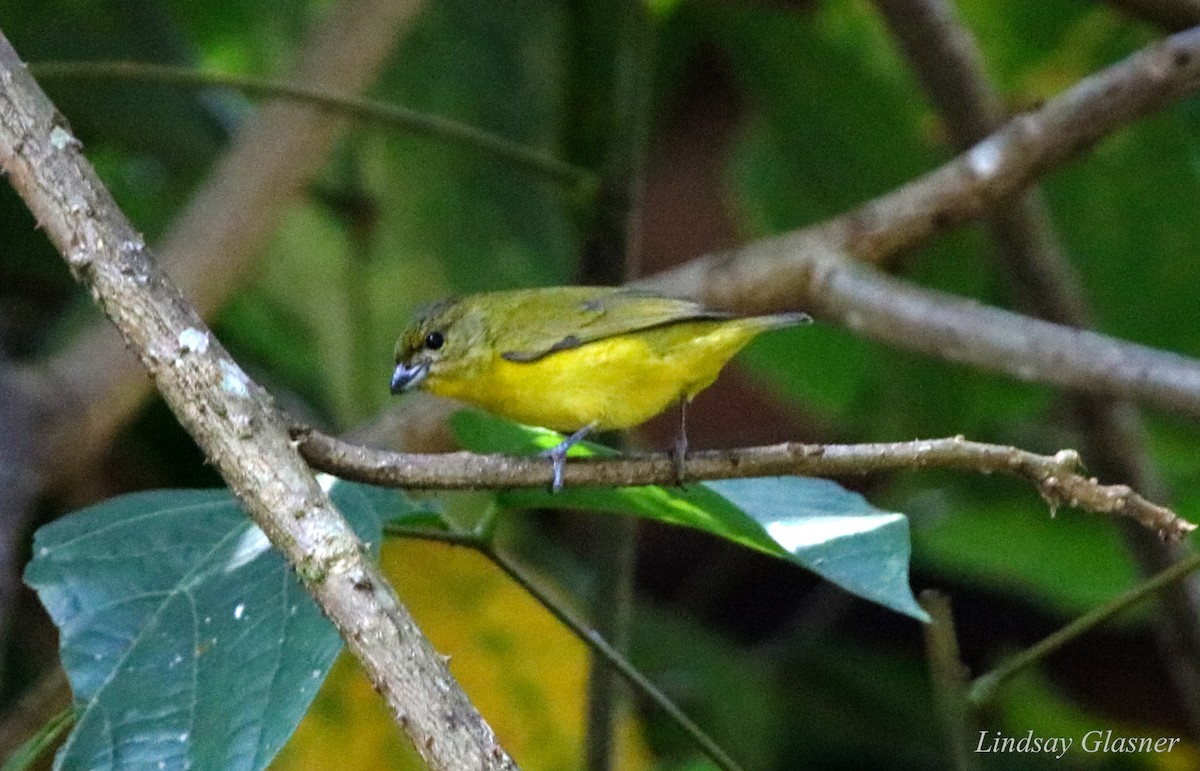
277 539 652 770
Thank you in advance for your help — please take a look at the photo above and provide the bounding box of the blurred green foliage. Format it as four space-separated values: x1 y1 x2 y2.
4 0 1200 768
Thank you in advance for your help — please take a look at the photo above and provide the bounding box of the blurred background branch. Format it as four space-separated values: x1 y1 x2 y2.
35 0 425 484
875 0 1200 734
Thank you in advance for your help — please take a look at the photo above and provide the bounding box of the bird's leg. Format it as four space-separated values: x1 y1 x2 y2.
671 397 689 486
541 423 595 493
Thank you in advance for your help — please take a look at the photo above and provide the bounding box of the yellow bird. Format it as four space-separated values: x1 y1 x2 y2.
390 286 810 489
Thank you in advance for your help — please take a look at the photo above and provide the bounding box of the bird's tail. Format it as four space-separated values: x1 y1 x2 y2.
749 311 812 331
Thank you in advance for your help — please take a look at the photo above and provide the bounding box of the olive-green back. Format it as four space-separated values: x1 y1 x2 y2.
482 287 735 363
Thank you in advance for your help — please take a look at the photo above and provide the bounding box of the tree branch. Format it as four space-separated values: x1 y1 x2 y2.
0 31 515 771
919 591 979 771
970 549 1200 706
843 25 1200 266
292 426 1196 542
29 61 593 190
873 0 1091 323
648 251 1200 417
639 27 1200 417
875 0 1200 732
570 2 657 766
26 19 1200 505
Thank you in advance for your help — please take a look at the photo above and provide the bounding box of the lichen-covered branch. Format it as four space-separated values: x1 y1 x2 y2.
0 31 515 771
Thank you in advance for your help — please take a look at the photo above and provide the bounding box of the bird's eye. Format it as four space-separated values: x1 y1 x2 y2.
424 331 445 350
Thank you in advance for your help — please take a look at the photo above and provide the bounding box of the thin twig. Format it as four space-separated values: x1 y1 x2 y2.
919 591 978 771
573 1 656 766
385 524 746 771
29 61 594 190
0 33 515 771
293 426 1196 541
970 550 1200 706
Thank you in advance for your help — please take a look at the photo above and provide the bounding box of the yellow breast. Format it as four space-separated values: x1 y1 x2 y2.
424 319 769 433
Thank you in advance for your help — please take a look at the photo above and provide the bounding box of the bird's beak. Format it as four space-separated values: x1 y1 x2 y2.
390 361 429 394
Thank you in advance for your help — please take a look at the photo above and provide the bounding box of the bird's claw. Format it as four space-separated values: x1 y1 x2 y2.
671 433 688 487
543 444 568 493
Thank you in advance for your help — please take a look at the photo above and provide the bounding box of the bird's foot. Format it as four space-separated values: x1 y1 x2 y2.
539 424 594 493
670 433 688 487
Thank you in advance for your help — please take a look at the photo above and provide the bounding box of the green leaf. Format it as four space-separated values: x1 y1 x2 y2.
911 490 1138 618
451 411 928 621
631 610 785 769
0 709 73 771
713 0 938 229
23 479 404 771
375 0 580 292
706 478 928 622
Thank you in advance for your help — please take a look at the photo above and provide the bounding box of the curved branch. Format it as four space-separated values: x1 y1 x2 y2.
292 426 1196 542
648 249 1200 418
877 0 1200 732
639 28 1200 417
841 25 1200 265
0 32 515 771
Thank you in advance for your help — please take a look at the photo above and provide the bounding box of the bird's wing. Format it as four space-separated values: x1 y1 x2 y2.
498 289 731 363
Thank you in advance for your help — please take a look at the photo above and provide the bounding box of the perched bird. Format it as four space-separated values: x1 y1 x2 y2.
390 286 810 490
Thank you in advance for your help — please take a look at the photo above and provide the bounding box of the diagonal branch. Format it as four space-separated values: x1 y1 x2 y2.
0 31 515 771
873 0 1091 324
830 25 1200 267
649 24 1200 307
875 0 1200 732
24 20 1200 505
639 27 1200 417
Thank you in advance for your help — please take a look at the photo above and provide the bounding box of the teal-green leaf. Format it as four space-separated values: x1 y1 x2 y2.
451 411 928 621
707 477 928 622
23 479 400 771
911 490 1138 618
